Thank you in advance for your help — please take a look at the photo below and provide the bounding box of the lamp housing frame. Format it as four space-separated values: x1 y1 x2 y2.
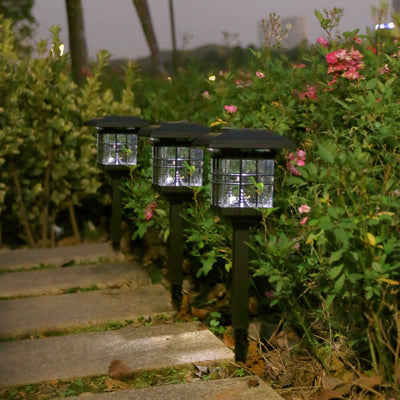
140 122 209 195
195 128 294 220
84 115 149 173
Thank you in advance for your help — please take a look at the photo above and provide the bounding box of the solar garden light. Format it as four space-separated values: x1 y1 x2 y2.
140 121 209 310
84 116 149 251
195 127 294 362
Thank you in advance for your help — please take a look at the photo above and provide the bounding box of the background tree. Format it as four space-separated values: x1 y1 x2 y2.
0 0 36 54
65 0 89 85
132 0 165 75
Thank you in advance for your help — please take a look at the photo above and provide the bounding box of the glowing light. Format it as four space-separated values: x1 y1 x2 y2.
375 22 395 30
167 76 173 83
208 75 216 81
50 43 65 56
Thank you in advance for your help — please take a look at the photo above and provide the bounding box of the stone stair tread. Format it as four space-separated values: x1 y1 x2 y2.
0 285 173 339
0 261 150 298
0 242 116 271
0 322 234 388
61 376 283 400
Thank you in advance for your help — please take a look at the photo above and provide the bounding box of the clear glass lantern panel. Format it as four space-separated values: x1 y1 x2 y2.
154 146 203 187
215 159 274 208
97 133 137 166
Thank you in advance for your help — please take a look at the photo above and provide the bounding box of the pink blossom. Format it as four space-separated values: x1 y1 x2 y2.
294 242 301 251
342 69 359 80
317 36 329 47
256 71 265 79
296 150 306 162
265 290 275 299
144 201 157 220
224 104 237 113
202 90 210 100
354 37 362 44
326 47 364 81
235 79 251 88
300 217 308 225
286 149 306 175
286 163 302 176
298 204 311 214
298 85 318 100
294 63 306 69
326 52 338 64
379 64 390 74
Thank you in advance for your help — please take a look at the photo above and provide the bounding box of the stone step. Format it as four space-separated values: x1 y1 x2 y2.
61 376 284 400
0 242 117 271
0 322 234 389
0 261 150 298
0 285 173 339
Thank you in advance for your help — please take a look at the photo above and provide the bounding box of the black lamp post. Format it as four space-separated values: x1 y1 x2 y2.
196 128 294 362
141 121 209 310
84 116 149 251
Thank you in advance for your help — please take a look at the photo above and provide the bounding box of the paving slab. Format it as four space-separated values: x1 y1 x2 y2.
62 376 284 400
0 261 150 298
0 322 234 388
0 285 173 339
0 242 117 271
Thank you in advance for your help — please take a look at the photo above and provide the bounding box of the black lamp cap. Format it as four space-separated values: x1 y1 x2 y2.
194 128 295 150
140 121 209 141
84 115 149 129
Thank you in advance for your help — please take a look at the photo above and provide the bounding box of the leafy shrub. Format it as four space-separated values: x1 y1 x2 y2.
127 9 400 382
0 18 141 247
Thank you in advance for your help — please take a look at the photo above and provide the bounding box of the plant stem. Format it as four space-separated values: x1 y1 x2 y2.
10 163 36 248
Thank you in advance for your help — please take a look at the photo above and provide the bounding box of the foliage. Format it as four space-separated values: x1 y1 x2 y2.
125 9 400 385
0 18 141 247
2 6 400 389
0 0 36 54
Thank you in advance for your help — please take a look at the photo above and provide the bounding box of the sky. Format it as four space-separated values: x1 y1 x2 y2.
32 0 388 61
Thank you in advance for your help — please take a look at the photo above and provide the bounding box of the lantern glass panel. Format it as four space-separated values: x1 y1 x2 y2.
97 132 137 166
213 158 274 208
153 146 203 187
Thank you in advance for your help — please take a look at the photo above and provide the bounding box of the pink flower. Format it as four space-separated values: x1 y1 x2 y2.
265 290 275 299
297 85 318 100
296 150 306 166
294 63 306 68
317 36 329 48
354 37 362 44
202 90 210 99
286 149 306 175
144 201 157 220
326 47 364 81
256 71 265 79
294 242 301 251
298 204 311 214
326 52 338 64
342 69 359 80
235 79 251 88
300 217 308 225
224 104 237 114
286 163 302 176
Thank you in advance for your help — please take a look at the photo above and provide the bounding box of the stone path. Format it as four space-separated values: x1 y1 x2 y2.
0 242 283 399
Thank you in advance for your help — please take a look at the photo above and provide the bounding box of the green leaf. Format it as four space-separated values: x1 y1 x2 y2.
329 263 344 279
164 228 170 242
334 273 346 293
366 77 379 90
319 216 335 230
314 10 324 23
201 257 216 275
317 143 334 164
329 250 344 265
